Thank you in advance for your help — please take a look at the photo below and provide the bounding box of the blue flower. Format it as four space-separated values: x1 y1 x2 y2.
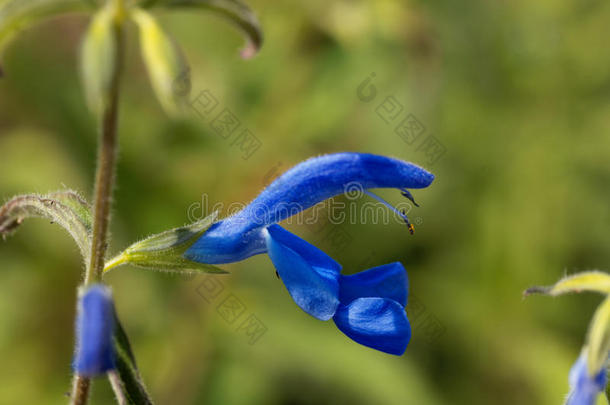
566 353 608 405
73 284 116 377
185 152 433 354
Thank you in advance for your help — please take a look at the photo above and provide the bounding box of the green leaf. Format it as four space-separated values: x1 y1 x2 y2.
131 8 190 115
111 306 155 405
104 211 226 275
80 3 121 114
0 190 92 262
586 296 610 376
0 0 88 56
524 271 610 297
150 0 262 59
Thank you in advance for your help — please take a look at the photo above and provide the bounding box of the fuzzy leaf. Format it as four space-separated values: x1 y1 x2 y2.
80 3 119 114
149 0 262 59
587 296 610 377
131 8 190 115
0 0 88 57
112 307 155 405
0 191 92 261
105 211 226 274
524 271 610 297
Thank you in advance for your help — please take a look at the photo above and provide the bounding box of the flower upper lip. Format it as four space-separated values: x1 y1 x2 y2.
223 152 433 232
185 152 434 264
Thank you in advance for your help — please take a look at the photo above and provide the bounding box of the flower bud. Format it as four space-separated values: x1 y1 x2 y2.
73 284 115 377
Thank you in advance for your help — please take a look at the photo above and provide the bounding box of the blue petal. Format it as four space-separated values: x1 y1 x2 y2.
567 353 608 405
333 297 411 355
185 222 266 264
340 262 408 307
187 153 434 264
265 224 341 321
73 284 115 376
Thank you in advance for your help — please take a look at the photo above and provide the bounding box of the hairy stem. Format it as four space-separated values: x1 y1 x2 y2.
70 376 91 405
84 15 125 286
72 6 125 405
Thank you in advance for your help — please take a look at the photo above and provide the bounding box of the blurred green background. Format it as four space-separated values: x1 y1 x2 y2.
1 0 610 404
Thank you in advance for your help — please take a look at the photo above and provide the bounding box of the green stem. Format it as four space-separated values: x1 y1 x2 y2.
84 11 125 286
72 5 125 405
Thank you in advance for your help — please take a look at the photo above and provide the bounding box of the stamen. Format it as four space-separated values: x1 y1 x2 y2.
363 190 414 234
403 210 415 235
400 188 419 207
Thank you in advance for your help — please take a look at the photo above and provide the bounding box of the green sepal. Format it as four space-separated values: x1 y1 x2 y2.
586 296 610 377
526 271 610 379
524 271 610 297
80 2 123 114
104 211 226 275
0 0 89 57
0 190 92 262
145 0 262 59
111 306 155 405
131 8 191 115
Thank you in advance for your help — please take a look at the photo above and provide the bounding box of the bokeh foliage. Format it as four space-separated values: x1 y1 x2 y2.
1 0 610 404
